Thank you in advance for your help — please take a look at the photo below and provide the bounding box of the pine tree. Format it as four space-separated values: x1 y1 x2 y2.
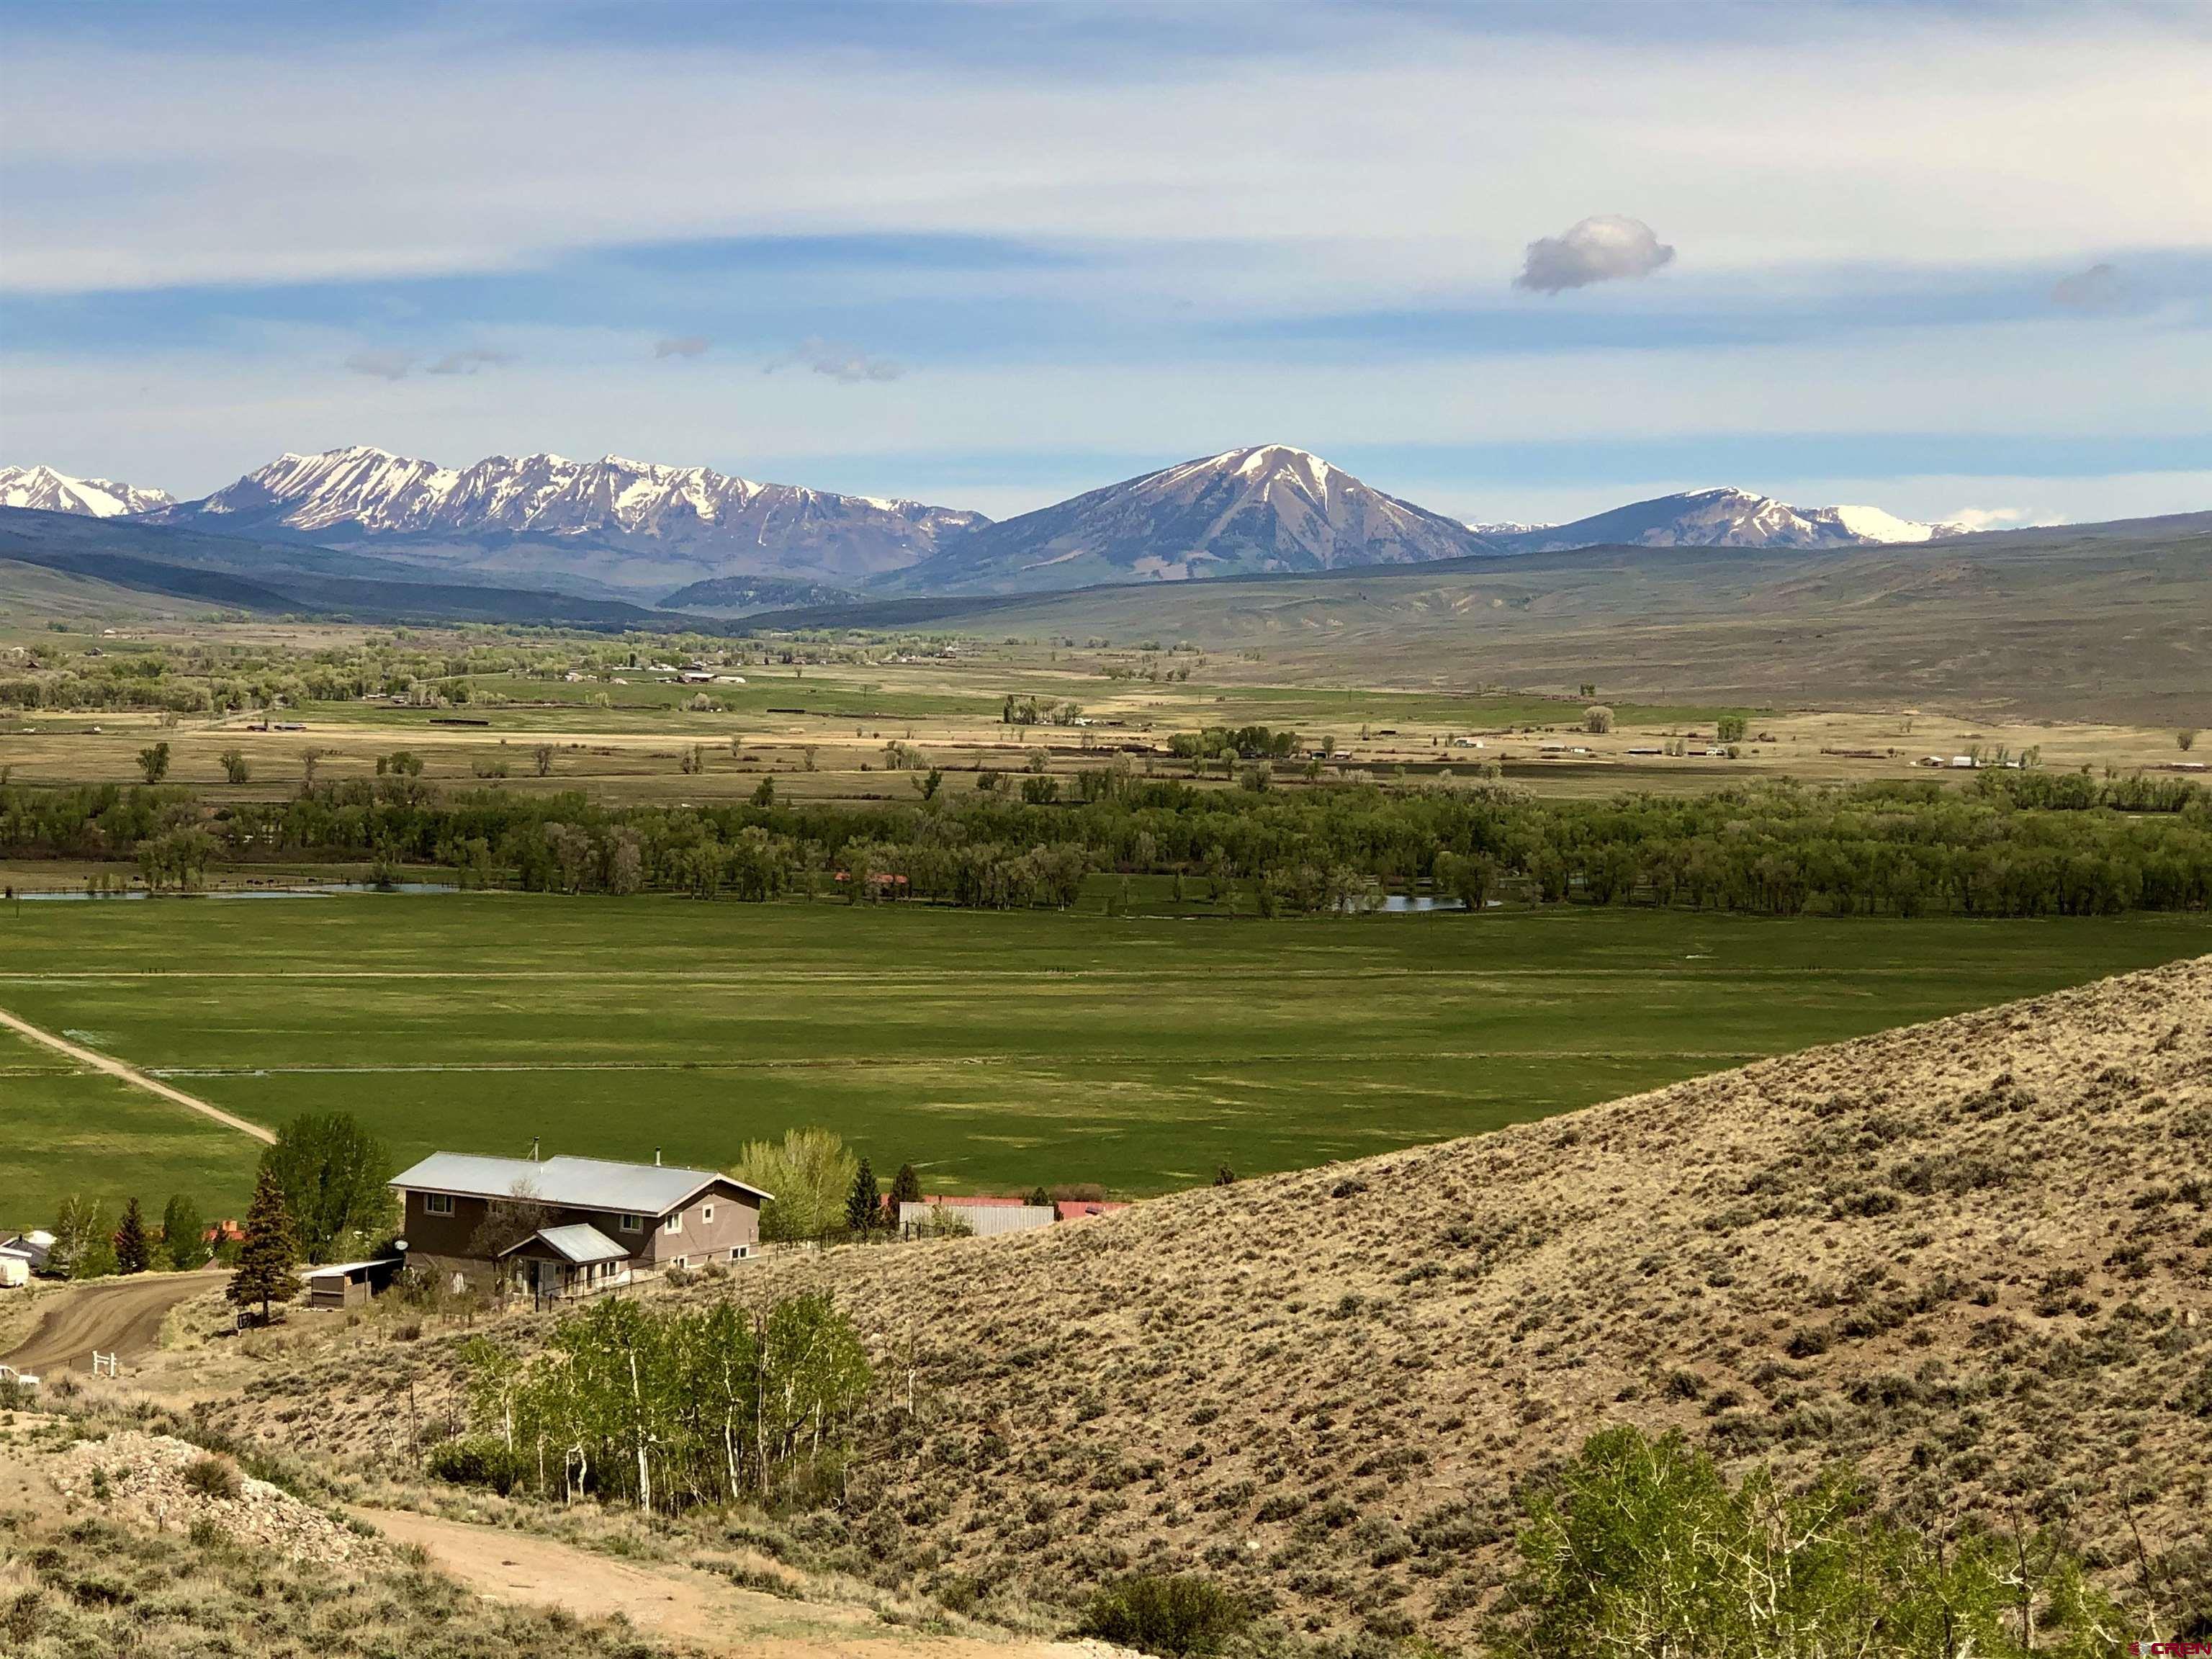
228 1166 299 1322
1213 1165 1237 1186
1026 1186 1051 1209
889 1162 922 1208
114 1198 151 1274
845 1159 881 1235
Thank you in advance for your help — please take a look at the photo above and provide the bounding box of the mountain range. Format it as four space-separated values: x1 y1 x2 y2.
140 446 984 598
0 464 175 518
9 447 1997 606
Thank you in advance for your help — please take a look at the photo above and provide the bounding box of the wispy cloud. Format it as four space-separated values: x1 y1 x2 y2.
1514 216 1675 294
654 334 711 359
426 345 516 374
2049 261 2134 314
764 336 905 383
343 349 413 379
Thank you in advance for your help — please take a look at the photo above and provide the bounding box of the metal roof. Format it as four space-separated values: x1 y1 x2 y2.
303 1257 403 1279
388 1151 770 1212
500 1223 629 1264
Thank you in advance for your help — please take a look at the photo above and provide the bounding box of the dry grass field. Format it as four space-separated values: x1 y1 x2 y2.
191 955 2212 1645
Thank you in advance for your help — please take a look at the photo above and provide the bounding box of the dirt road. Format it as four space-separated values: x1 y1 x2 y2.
354 1503 1106 1659
0 1002 274 1144
1 1270 222 1375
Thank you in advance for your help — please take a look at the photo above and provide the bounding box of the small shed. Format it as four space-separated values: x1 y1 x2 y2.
305 1257 403 1309
0 1251 30 1290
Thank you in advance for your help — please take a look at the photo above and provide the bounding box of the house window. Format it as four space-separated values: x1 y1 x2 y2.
671 1256 688 1269
617 1213 642 1233
730 1246 747 1261
701 1204 715 1225
662 1212 684 1235
423 1192 454 1216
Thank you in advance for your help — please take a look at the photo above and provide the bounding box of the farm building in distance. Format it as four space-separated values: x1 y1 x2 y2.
388 1151 770 1299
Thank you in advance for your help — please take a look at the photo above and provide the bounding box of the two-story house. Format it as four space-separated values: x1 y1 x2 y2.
387 1151 771 1297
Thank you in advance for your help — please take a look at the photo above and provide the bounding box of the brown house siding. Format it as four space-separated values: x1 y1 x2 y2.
644 1182 762 1267
396 1179 760 1282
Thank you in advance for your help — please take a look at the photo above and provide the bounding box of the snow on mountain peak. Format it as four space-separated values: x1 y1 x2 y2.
0 464 175 518
148 445 989 587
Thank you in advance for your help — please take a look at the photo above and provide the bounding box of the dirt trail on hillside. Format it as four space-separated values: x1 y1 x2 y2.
352 1504 1105 1659
1 1270 220 1374
0 1002 274 1143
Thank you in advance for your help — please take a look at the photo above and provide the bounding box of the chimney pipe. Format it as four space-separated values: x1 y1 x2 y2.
655 1147 662 1166
530 1136 540 1161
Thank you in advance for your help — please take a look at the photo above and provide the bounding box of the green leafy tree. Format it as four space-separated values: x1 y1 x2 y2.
217 748 251 784
1492 1426 2125 1658
228 1166 299 1321
1213 1165 1237 1186
113 1197 151 1274
751 775 775 806
845 1158 882 1234
1717 714 1750 743
260 1111 392 1264
52 1195 113 1280
136 740 171 783
161 1194 209 1269
735 1128 856 1243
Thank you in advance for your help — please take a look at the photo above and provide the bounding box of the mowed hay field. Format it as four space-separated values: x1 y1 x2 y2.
4 895 2211 1224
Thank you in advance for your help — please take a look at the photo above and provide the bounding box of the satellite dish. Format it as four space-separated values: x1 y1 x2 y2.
393 1239 409 1252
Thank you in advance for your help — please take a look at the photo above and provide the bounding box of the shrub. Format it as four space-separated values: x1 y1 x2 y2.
423 1435 532 1495
1076 1573 1249 1657
181 1456 242 1501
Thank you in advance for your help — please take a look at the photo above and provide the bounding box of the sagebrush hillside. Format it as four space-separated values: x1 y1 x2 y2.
217 957 2212 1642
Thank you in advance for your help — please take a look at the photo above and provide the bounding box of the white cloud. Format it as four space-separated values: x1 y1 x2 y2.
2 13 2207 297
1514 215 1674 294
343 349 413 380
426 346 516 375
764 337 905 384
2049 261 2134 313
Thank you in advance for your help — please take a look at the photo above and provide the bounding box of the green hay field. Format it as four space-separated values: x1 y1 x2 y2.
3 894 2206 1230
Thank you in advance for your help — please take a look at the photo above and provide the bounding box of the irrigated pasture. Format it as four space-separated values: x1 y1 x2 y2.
4 896 2207 1226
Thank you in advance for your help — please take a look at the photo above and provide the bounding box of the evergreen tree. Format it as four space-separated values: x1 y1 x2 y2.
889 1162 922 1208
1213 1165 1238 1186
845 1158 881 1235
114 1197 151 1274
161 1194 208 1269
228 1166 300 1322
1026 1185 1051 1208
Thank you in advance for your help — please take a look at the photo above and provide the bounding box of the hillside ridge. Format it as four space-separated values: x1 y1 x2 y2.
217 953 2212 1639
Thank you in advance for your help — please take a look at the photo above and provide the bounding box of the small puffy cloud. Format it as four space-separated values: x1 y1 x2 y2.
343 349 413 380
1514 215 1675 294
427 346 516 375
2050 261 2132 314
655 335 711 359
765 336 905 383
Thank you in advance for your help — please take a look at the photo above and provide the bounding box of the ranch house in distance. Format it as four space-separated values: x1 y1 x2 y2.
387 1151 770 1298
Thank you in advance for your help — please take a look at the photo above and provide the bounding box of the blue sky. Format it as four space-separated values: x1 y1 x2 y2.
3 0 2207 526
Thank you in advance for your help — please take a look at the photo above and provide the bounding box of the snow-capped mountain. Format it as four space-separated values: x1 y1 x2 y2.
882 444 1503 595
0 464 174 518
149 446 988 594
1481 487 1970 554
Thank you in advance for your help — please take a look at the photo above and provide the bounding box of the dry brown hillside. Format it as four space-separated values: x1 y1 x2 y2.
216 956 2212 1644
